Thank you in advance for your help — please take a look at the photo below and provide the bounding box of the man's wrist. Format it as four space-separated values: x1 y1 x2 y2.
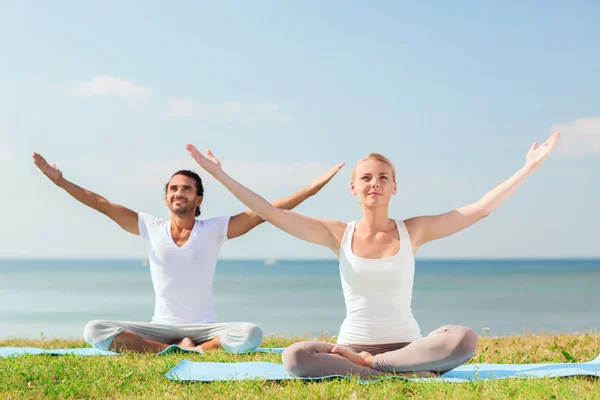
55 176 66 188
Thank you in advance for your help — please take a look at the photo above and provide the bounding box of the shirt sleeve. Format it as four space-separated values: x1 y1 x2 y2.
138 213 157 240
211 215 231 243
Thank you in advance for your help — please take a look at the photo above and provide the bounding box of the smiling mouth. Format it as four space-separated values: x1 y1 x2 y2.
368 193 381 196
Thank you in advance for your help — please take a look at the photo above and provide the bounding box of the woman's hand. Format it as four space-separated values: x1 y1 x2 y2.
331 345 374 368
525 131 561 171
186 144 223 177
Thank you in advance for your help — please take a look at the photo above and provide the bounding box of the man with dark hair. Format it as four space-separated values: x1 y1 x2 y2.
33 152 343 354
165 170 205 216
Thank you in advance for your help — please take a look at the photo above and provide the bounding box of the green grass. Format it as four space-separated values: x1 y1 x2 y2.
1 333 599 399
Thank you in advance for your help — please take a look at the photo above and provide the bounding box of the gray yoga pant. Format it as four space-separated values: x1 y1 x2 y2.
83 320 263 353
282 325 478 378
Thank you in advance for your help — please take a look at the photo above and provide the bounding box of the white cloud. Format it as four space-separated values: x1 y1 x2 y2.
552 117 600 158
0 147 16 161
70 75 152 110
165 99 290 123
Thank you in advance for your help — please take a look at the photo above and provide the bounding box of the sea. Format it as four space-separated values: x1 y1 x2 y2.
1 259 599 340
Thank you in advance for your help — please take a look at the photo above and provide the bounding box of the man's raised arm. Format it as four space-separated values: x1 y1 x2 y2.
33 152 139 235
226 162 344 239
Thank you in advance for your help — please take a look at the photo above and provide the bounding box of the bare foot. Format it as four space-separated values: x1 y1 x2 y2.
331 347 435 377
331 346 374 368
177 337 196 350
177 338 206 353
200 336 221 351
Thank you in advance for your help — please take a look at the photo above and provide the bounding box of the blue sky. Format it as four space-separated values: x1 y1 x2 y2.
1 1 598 259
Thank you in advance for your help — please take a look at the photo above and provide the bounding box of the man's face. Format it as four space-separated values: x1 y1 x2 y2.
165 174 203 216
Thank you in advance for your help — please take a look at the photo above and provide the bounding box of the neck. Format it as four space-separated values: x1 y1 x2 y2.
357 205 393 232
170 213 196 231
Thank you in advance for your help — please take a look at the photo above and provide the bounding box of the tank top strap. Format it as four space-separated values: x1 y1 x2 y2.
395 219 414 255
340 221 356 253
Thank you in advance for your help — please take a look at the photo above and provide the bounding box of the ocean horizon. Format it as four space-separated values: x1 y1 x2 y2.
1 258 599 340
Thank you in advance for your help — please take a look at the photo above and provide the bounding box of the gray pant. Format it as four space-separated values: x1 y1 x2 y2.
283 325 478 378
83 320 263 354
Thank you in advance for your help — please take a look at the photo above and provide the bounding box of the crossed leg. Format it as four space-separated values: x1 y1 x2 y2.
83 320 263 354
283 325 478 379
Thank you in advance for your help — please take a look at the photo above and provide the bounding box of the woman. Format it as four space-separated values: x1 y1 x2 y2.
186 132 561 378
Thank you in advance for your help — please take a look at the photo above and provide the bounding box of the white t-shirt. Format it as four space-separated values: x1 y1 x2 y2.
138 213 230 324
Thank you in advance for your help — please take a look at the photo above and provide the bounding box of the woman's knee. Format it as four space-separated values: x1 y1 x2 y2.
461 327 479 356
448 326 479 358
282 341 331 376
282 342 307 373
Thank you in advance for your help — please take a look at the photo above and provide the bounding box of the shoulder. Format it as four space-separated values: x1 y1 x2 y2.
138 213 166 227
197 215 231 228
137 213 167 239
324 220 349 240
196 216 230 241
399 217 426 252
402 217 422 234
320 220 349 248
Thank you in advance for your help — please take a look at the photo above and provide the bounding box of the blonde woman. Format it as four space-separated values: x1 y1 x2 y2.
186 132 560 378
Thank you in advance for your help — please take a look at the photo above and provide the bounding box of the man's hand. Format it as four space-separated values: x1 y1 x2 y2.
307 162 345 196
33 152 64 186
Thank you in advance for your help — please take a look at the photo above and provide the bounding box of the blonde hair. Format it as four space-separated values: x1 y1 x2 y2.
352 153 396 180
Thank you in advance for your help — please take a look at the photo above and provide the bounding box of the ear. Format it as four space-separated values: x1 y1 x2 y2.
350 181 357 195
392 182 397 195
196 196 204 207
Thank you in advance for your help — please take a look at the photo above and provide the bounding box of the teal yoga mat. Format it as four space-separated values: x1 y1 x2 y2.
0 347 118 357
0 346 284 358
158 345 284 355
165 354 600 383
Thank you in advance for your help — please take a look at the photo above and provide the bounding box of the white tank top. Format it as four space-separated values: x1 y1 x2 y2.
336 220 422 344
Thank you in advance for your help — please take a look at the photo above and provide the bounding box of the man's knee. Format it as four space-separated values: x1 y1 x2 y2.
83 320 106 344
242 323 263 349
222 323 263 353
83 320 119 351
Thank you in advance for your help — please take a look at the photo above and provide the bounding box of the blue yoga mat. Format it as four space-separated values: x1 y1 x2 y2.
165 354 600 383
0 346 283 358
157 345 284 355
254 347 285 354
0 347 118 358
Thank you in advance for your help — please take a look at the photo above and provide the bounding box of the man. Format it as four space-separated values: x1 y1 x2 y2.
33 152 342 354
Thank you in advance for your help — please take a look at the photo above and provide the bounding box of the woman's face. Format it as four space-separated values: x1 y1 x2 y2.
351 160 397 207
